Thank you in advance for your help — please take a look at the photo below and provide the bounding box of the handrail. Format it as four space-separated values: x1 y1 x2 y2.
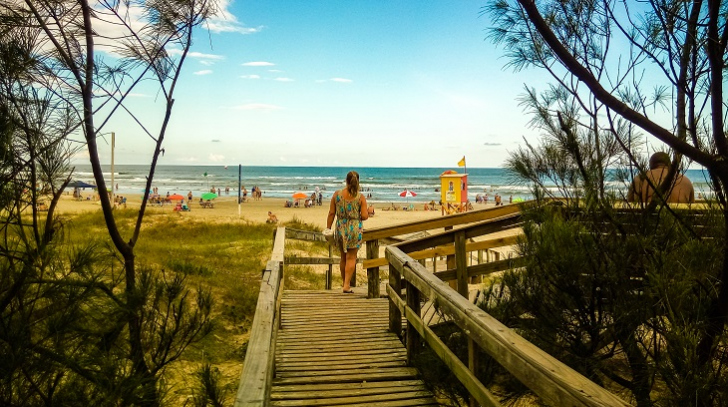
363 204 522 241
385 246 630 407
234 227 286 406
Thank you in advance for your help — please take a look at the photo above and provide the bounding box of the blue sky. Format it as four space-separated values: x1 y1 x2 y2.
98 1 551 168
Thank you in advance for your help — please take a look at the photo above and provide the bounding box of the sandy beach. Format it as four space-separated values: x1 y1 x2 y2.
54 193 467 229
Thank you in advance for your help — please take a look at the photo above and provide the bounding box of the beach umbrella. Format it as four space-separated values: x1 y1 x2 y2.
201 192 217 200
68 180 96 189
399 190 417 198
399 189 417 204
168 194 185 201
292 192 308 199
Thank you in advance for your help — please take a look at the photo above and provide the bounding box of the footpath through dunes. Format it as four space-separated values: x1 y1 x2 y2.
271 290 441 407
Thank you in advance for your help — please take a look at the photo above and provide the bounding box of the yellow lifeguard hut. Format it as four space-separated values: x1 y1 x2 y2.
440 170 468 214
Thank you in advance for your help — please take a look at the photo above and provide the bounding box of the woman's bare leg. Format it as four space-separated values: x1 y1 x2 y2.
342 248 358 291
339 248 346 286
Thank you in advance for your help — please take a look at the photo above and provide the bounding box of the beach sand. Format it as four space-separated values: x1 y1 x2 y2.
54 193 462 229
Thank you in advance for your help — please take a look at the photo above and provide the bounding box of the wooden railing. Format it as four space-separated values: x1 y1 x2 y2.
234 227 285 406
363 204 526 298
279 204 525 296
386 246 630 406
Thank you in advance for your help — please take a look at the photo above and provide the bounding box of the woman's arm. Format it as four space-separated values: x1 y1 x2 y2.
359 194 369 221
327 192 337 229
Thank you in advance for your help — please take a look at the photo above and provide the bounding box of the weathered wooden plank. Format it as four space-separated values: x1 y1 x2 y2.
271 368 420 385
277 326 389 335
433 256 528 282
387 246 630 407
285 228 327 242
395 213 523 254
280 305 389 312
270 379 423 393
280 314 388 323
284 256 363 265
278 336 394 345
277 360 407 372
277 355 406 369
329 398 439 407
268 390 434 407
388 285 501 407
270 384 428 399
332 399 439 407
363 234 520 269
280 306 389 312
234 227 285 407
277 331 394 342
277 339 403 351
280 323 389 333
280 316 388 325
276 349 407 361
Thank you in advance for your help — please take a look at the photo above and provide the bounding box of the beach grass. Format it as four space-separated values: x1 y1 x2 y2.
61 209 329 404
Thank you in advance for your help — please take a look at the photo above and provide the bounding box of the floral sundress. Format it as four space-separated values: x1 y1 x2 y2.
334 190 363 251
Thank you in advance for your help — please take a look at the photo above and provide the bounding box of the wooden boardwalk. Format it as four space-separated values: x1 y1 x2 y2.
270 290 440 406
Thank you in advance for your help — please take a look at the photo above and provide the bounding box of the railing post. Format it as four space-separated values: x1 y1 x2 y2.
366 239 380 298
388 260 402 338
468 337 480 407
455 231 468 297
326 245 332 290
445 226 457 291
406 280 421 365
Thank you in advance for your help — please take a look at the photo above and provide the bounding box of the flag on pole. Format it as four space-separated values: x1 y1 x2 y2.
458 156 466 167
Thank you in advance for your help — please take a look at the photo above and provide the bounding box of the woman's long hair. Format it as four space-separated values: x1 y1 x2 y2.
346 171 360 197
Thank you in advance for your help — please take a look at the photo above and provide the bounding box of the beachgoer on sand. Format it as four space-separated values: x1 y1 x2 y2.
628 152 695 204
266 211 279 224
326 171 369 293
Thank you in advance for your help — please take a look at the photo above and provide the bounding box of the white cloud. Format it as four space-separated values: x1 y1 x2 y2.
268 69 282 73
275 77 294 82
233 103 282 111
178 156 200 162
279 156 287 162
205 0 263 34
243 61 275 66
167 48 224 61
331 78 353 83
240 74 261 79
200 60 215 66
194 70 213 75
209 153 225 162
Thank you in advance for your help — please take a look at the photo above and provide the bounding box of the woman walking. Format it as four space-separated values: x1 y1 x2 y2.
327 171 369 293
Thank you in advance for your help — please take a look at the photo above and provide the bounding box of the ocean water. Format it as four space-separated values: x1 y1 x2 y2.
72 165 713 203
